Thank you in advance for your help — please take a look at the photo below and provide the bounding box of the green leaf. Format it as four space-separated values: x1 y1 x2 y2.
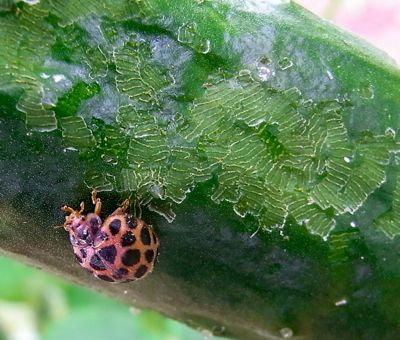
1 0 400 338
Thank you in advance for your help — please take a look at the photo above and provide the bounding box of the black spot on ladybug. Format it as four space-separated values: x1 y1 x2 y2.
98 245 117 264
75 253 83 263
90 254 106 271
109 219 121 235
113 268 129 279
135 265 148 278
121 249 141 266
125 214 137 229
145 249 154 263
121 231 136 247
80 248 87 258
140 226 151 245
97 275 114 282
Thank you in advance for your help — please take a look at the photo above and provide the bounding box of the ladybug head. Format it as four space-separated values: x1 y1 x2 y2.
62 202 90 245
62 202 102 246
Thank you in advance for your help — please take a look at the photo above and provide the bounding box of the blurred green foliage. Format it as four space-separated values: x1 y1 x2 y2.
0 256 206 340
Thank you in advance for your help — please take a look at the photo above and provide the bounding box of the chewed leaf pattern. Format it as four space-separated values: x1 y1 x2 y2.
0 0 399 239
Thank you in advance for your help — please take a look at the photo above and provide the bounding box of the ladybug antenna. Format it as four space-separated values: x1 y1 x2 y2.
91 190 102 215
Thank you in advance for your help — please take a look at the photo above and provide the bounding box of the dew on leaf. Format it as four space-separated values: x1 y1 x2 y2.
211 325 226 336
279 327 293 338
128 306 141 315
63 147 78 152
40 72 50 79
200 329 213 338
385 127 396 138
334 298 348 306
278 57 293 70
237 69 254 82
177 22 197 44
259 56 271 65
22 0 40 4
301 98 314 107
53 74 67 83
257 66 274 81
359 83 375 99
197 39 211 54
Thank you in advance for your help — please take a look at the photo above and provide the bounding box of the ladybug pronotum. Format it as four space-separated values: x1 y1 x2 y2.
62 190 159 283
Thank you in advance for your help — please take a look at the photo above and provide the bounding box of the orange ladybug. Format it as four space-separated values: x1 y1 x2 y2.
62 191 159 282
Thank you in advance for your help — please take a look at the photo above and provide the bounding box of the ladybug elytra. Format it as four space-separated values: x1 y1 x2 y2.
62 190 159 283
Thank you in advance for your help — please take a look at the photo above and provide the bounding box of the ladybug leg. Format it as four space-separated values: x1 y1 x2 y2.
91 190 97 205
61 201 84 219
62 205 76 214
61 204 82 229
91 190 102 216
79 201 85 214
110 199 129 216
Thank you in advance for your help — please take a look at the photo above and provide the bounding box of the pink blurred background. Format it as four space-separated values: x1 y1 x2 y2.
297 0 400 64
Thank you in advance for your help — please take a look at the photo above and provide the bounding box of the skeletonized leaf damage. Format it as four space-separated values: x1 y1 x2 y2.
0 0 399 239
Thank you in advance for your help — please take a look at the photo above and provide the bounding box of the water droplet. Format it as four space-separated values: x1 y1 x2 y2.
257 66 274 81
343 156 352 163
211 325 226 336
177 22 197 44
335 298 348 306
307 197 316 204
259 56 271 65
129 306 141 315
22 0 40 4
278 57 293 70
359 83 374 99
385 127 396 138
63 147 78 152
326 70 334 80
198 39 211 54
200 329 213 338
279 327 293 338
148 183 165 199
237 69 254 82
101 154 118 165
40 72 50 79
302 99 314 108
53 74 66 83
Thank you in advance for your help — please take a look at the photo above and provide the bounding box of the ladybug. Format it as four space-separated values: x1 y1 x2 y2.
62 190 159 283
